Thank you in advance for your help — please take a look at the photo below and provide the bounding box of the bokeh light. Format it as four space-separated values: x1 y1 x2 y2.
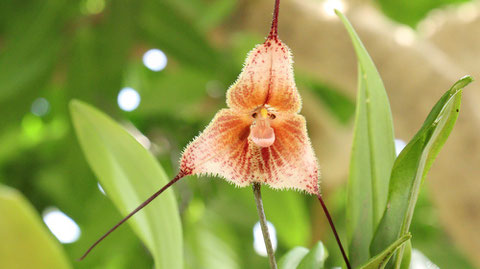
117 87 141 111
411 249 439 269
31 97 50 117
253 221 277 257
394 26 416 46
322 0 346 17
42 207 81 244
395 138 407 156
142 49 168 72
97 182 106 195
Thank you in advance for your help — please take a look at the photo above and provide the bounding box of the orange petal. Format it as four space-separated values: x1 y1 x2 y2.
181 110 319 194
258 114 320 194
180 109 257 187
226 38 301 113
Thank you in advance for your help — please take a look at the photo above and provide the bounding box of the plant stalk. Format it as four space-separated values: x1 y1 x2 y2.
252 183 277 269
317 194 351 269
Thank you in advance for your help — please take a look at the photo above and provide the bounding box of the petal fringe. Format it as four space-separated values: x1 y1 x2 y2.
181 110 320 194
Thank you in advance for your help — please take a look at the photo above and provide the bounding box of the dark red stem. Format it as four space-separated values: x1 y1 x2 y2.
268 0 280 40
78 172 186 261
317 194 351 269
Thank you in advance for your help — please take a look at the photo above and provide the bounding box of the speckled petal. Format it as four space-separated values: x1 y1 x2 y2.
257 114 320 194
226 37 301 113
180 109 257 187
181 110 319 194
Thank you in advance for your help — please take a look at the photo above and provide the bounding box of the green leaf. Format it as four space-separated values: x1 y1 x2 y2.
399 241 411 269
336 10 396 267
374 0 469 27
297 241 328 269
359 233 411 269
279 242 328 269
279 247 309 269
370 76 473 269
70 100 183 269
0 185 72 269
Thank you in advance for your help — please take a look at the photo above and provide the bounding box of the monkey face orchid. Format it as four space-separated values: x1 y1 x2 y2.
180 33 319 195
80 1 350 268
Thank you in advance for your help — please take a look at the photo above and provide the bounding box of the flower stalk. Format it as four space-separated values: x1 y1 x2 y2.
317 194 351 269
252 183 277 269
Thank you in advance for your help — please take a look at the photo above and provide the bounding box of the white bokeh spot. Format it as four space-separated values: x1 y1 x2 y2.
394 26 416 46
117 87 141 111
253 221 277 257
43 207 81 244
410 249 439 269
395 138 407 156
97 182 106 195
322 0 346 17
143 49 168 72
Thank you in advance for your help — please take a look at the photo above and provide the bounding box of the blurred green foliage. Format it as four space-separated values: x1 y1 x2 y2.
375 0 471 27
0 0 476 268
0 185 72 269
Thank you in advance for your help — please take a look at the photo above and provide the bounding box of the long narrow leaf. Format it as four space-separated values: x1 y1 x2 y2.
336 10 396 267
70 100 183 269
370 76 473 269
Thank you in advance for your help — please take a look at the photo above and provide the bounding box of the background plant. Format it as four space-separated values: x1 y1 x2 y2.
0 0 477 268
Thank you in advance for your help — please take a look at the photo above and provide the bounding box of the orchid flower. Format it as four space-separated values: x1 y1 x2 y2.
179 19 319 195
80 1 350 268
